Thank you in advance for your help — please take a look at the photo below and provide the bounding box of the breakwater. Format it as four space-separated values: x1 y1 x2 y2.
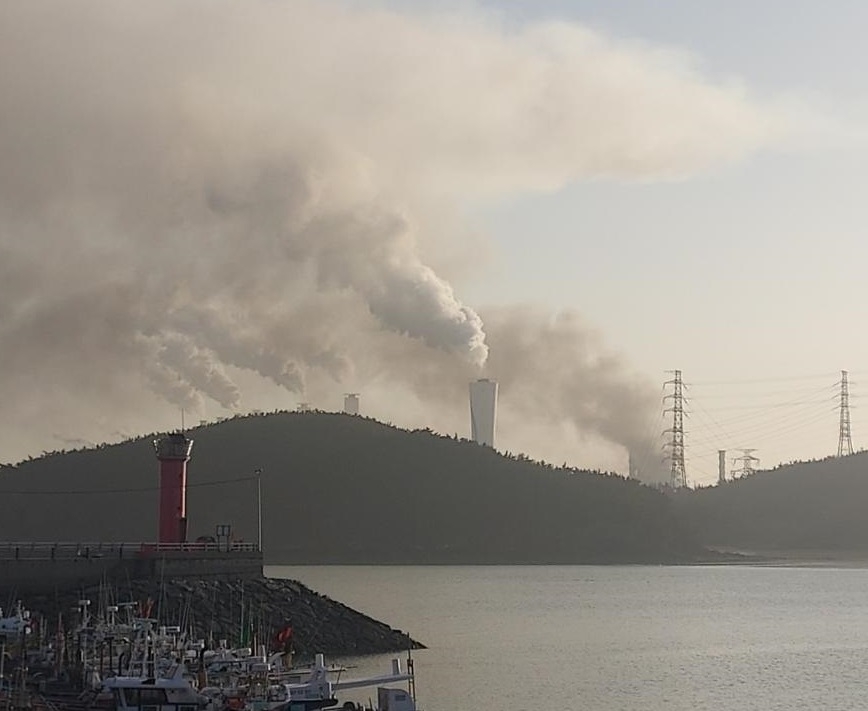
0 543 422 658
9 575 422 659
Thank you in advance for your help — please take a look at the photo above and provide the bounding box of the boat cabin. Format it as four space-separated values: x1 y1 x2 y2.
376 687 416 711
99 664 211 711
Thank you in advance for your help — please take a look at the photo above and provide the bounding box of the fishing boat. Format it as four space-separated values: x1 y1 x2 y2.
21 592 420 711
218 653 418 711
330 655 418 711
0 602 32 637
84 648 419 711
92 662 216 711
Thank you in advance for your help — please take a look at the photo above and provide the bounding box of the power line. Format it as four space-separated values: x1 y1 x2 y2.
687 382 841 400
690 385 836 433
689 398 737 449
0 474 257 496
682 376 840 478
687 405 829 452
667 370 864 485
689 372 838 386
708 403 836 443
688 406 837 458
694 399 837 411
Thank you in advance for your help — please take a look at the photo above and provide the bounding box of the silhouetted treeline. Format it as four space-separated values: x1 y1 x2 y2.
0 412 705 564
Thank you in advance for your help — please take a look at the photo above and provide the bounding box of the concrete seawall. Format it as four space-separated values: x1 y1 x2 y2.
0 542 263 593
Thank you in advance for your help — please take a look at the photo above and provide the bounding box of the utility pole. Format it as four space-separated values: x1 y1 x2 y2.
838 370 854 457
255 468 263 553
663 370 688 489
718 450 727 484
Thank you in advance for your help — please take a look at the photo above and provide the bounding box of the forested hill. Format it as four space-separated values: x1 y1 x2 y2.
0 412 704 564
670 452 868 557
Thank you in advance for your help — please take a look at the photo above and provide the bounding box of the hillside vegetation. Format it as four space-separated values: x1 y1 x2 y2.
670 452 868 557
0 412 703 564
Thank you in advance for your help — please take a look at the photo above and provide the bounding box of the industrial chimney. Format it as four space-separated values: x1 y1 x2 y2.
469 379 498 447
344 393 360 415
154 432 194 544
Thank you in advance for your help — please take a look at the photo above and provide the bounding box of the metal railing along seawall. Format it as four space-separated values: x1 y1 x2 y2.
0 541 260 561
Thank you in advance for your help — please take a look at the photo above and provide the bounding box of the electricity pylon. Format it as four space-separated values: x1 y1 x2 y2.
663 370 688 489
838 370 854 457
731 449 759 479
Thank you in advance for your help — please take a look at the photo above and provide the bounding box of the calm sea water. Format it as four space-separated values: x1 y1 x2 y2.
267 565 868 710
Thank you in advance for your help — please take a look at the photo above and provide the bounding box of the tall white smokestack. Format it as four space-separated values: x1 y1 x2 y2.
469 379 498 447
343 393 360 415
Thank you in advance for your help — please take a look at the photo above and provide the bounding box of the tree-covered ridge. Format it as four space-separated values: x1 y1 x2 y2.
0 412 703 564
670 452 868 556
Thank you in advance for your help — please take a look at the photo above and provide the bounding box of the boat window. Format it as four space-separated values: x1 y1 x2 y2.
141 689 168 705
123 688 169 707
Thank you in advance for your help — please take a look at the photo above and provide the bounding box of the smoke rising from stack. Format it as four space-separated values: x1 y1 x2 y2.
483 309 665 475
0 2 798 474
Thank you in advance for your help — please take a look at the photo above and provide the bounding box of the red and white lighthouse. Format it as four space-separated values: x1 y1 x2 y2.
154 432 194 544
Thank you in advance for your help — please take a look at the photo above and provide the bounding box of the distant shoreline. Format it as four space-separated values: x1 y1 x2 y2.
269 551 868 569
696 548 868 568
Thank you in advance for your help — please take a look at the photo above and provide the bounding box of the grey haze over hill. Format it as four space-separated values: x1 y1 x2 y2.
0 2 796 477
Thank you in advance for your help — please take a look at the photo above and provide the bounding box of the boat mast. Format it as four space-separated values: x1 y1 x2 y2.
407 653 416 704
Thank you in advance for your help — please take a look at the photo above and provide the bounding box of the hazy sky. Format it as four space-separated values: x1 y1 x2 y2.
458 0 868 483
2 1 866 485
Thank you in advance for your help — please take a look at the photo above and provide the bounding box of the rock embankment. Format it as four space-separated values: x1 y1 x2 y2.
7 575 423 659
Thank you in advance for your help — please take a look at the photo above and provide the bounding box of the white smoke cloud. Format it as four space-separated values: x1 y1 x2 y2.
0 1 801 470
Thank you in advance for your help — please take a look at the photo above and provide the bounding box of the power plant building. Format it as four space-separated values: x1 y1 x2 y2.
469 378 498 447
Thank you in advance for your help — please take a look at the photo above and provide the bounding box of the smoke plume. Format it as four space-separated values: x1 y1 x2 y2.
0 1 794 472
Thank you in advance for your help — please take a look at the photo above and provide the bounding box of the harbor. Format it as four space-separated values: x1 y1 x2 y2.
0 432 421 711
0 595 419 711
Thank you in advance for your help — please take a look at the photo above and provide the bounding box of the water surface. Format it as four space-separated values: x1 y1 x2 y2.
268 565 868 710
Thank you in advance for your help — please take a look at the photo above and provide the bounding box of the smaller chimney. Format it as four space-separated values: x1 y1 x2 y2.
343 393 360 415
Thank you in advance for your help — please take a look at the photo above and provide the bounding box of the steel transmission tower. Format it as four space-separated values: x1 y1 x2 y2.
838 370 854 457
663 370 688 489
731 449 759 479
